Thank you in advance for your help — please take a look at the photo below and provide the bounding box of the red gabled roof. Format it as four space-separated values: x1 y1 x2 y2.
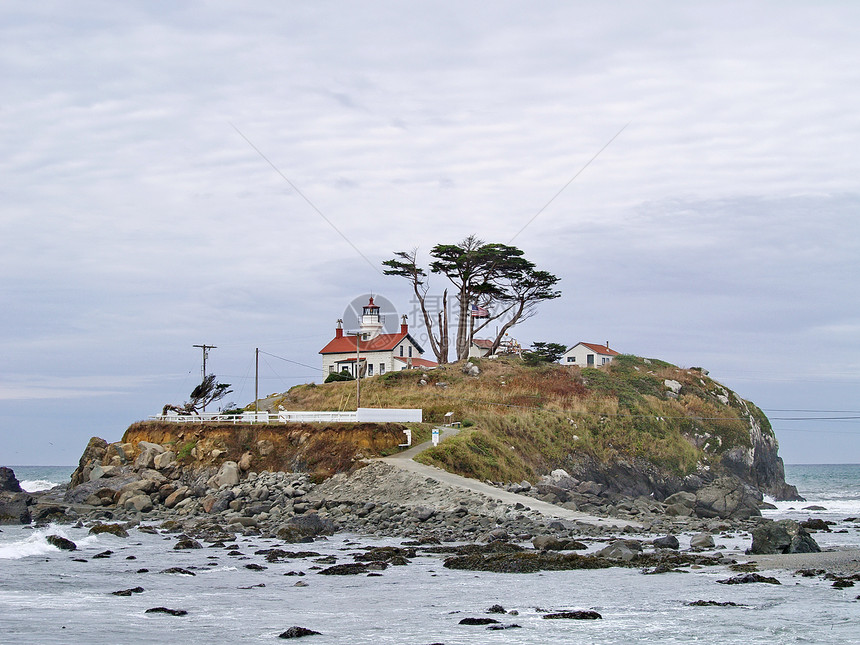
320 332 426 355
576 342 620 356
393 357 438 369
472 338 494 349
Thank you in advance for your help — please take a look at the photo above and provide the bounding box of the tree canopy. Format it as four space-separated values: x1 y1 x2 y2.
162 374 232 415
383 235 560 363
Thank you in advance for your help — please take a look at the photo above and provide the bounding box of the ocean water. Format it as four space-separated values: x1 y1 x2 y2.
1 464 857 644
8 465 75 493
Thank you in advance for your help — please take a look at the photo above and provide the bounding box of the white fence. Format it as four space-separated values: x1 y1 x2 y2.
151 407 422 424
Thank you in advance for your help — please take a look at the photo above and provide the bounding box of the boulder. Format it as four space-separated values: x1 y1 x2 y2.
137 441 166 455
238 452 253 472
594 539 641 562
153 451 176 471
208 462 240 489
164 486 190 509
47 535 77 551
70 437 109 487
652 535 680 550
0 492 32 524
749 519 821 555
124 494 154 513
694 477 762 520
689 532 715 549
279 626 321 638
0 467 23 492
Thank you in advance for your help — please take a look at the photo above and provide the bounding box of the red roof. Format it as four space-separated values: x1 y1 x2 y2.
472 338 494 349
320 332 425 355
576 342 620 356
394 357 438 369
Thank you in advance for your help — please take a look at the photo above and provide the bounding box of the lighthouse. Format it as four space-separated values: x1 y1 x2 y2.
359 296 384 340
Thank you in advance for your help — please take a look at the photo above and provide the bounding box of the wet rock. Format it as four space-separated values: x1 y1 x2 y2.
112 587 144 596
459 617 499 625
543 610 602 620
686 600 740 607
717 573 781 585
799 518 832 532
749 519 821 554
279 626 321 638
694 477 762 520
487 623 521 630
92 550 113 559
89 523 129 538
208 461 240 489
486 604 507 614
594 540 641 562
0 492 32 525
145 607 187 616
317 563 374 575
689 532 715 549
174 538 202 550
124 494 153 513
0 467 23 493
159 567 196 576
46 535 77 551
652 535 680 550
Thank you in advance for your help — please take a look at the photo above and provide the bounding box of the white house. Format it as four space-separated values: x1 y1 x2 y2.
561 342 619 368
319 297 437 379
469 338 494 358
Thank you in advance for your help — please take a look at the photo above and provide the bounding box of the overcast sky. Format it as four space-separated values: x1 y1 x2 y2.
2 1 858 468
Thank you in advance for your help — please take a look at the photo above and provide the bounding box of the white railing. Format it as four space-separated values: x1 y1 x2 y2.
150 407 421 424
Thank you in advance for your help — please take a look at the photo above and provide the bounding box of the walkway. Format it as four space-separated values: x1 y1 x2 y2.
381 426 640 529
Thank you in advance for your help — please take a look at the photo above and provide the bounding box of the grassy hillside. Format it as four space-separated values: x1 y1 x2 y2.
267 355 773 485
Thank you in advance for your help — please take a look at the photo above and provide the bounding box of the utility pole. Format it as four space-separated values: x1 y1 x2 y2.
192 344 217 380
355 333 361 408
193 344 216 412
255 347 259 417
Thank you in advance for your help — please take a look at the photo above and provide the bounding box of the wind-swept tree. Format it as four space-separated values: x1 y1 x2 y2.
383 235 561 362
162 374 232 415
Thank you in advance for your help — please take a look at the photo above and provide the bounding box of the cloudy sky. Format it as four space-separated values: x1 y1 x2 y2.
2 1 858 467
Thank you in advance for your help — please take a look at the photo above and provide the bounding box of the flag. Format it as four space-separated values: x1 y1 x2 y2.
471 303 490 318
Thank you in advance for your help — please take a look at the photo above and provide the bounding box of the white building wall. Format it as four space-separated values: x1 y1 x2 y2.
561 343 615 368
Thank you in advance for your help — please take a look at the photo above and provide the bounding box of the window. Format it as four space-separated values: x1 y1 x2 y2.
367 363 374 376
408 346 413 358
602 357 607 365
587 354 594 366
379 363 385 374
567 356 575 363
329 365 335 373
399 345 404 357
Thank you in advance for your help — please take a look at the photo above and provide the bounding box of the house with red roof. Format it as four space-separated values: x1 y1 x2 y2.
469 338 495 358
560 342 619 368
319 297 437 379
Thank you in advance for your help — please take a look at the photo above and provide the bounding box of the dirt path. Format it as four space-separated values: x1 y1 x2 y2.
381 426 641 530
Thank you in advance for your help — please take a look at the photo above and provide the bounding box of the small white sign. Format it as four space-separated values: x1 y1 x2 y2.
432 428 440 446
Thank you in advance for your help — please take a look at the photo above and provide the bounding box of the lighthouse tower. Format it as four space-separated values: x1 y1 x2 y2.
359 297 384 339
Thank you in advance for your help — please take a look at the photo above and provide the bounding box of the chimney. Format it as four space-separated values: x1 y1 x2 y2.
401 314 409 335
606 341 610 349
336 319 343 339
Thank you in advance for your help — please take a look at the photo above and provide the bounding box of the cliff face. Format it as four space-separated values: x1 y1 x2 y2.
70 421 412 487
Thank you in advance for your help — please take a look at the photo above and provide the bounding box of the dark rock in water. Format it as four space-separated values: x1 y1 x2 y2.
803 505 826 511
832 578 855 589
486 604 507 614
487 623 521 630
686 600 740 607
32 505 67 522
112 587 145 596
277 512 336 543
89 523 129 538
652 535 680 550
800 518 832 532
136 568 149 573
694 477 762 520
159 567 196 576
46 535 77 551
543 611 602 620
0 492 32 525
459 617 500 625
174 538 203 550
749 519 821 554
0 467 23 492
717 573 781 585
354 546 416 563
444 551 615 574
245 563 267 571
145 607 188 616
279 626 321 638
92 550 113 559
317 563 374 575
